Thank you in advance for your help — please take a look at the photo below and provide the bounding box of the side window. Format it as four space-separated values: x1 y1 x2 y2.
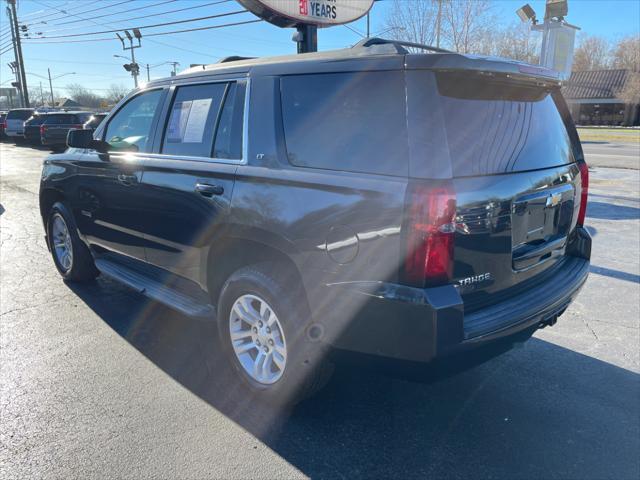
280 71 409 176
213 82 246 160
161 83 226 158
104 89 163 153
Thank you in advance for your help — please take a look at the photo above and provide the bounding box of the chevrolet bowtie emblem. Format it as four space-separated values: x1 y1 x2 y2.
545 192 562 208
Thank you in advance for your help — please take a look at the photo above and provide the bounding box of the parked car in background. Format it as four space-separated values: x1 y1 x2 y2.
0 112 7 139
83 113 108 133
40 111 93 150
4 108 35 140
41 39 591 404
23 113 49 145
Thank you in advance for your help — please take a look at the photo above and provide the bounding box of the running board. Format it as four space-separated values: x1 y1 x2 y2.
95 258 215 319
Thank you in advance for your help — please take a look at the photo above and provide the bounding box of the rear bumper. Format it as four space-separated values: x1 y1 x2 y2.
326 228 591 363
41 135 66 145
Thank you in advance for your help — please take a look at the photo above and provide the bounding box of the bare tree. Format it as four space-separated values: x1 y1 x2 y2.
383 0 440 47
612 35 640 72
617 72 640 104
65 83 104 109
441 0 495 54
492 22 539 63
105 84 130 105
572 35 611 71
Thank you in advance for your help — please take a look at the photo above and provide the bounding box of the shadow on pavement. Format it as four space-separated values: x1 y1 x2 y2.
586 201 640 220
590 265 640 284
67 277 640 479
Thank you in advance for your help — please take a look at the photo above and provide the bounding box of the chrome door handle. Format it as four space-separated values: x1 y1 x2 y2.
195 183 224 197
117 173 137 185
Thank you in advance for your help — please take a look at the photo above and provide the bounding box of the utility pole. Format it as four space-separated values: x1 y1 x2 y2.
169 61 179 77
47 68 54 107
116 29 142 88
7 0 29 107
146 64 150 82
6 4 23 107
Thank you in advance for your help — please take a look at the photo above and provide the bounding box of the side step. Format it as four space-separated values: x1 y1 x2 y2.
95 258 215 319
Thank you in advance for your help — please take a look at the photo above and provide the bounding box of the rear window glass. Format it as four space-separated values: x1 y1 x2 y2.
280 71 409 176
7 110 34 120
435 72 573 176
213 82 245 160
162 83 226 158
44 114 77 124
26 116 47 125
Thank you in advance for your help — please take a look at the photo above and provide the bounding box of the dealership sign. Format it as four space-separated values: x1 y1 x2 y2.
237 0 374 28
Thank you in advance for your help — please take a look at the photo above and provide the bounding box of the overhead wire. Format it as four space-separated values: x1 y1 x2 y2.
24 10 248 40
41 0 177 27
22 18 263 44
24 0 136 25
29 0 233 36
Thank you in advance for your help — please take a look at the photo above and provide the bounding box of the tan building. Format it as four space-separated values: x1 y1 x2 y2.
563 69 639 126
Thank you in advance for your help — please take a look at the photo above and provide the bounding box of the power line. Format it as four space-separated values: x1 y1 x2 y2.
29 0 232 36
41 0 177 27
22 19 263 44
24 0 136 25
23 10 248 40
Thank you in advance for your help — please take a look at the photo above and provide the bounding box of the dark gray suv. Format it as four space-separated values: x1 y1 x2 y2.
39 39 591 403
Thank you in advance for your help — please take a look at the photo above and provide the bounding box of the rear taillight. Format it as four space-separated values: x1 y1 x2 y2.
40 125 47 135
403 182 457 288
577 160 589 226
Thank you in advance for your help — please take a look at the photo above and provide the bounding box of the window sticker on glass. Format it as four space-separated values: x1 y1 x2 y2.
183 98 213 143
167 101 192 142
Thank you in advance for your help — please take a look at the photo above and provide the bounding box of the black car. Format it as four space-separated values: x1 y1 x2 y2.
40 111 93 150
23 113 49 144
83 113 108 132
39 39 591 404
0 112 6 139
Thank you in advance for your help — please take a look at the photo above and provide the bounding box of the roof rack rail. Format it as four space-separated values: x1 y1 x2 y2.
354 37 453 54
218 56 256 64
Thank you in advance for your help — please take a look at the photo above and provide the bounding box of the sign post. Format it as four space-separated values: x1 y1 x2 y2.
238 0 374 53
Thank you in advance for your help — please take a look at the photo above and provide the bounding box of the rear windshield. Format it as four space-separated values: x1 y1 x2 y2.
7 110 34 120
26 116 47 125
435 72 573 176
44 114 79 125
86 115 106 127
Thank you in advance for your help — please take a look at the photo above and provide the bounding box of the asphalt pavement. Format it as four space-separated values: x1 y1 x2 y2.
1 141 639 479
582 141 640 170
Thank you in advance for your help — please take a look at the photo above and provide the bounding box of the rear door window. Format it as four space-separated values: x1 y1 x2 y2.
280 71 409 176
213 82 245 160
161 83 226 158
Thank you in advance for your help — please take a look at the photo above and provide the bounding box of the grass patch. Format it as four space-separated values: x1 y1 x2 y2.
577 128 640 144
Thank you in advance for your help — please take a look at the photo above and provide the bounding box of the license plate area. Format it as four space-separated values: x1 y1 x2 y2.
511 184 575 271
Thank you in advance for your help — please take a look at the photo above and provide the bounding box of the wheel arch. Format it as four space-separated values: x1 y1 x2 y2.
206 234 307 309
39 187 66 223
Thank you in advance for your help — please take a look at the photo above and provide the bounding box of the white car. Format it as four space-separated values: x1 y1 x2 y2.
4 108 34 139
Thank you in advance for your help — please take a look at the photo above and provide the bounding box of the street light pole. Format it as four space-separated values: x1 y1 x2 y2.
48 68 54 106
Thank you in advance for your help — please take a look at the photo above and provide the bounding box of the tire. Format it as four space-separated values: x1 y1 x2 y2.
217 262 333 405
46 201 99 282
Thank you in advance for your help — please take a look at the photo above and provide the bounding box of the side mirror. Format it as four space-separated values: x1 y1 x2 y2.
67 128 110 154
67 128 94 148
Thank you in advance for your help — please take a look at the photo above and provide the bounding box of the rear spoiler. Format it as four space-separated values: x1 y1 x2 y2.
406 53 562 88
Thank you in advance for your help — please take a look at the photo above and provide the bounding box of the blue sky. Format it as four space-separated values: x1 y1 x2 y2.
1 0 639 99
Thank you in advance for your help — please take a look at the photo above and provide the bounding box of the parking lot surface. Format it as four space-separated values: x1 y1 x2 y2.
1 141 639 479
